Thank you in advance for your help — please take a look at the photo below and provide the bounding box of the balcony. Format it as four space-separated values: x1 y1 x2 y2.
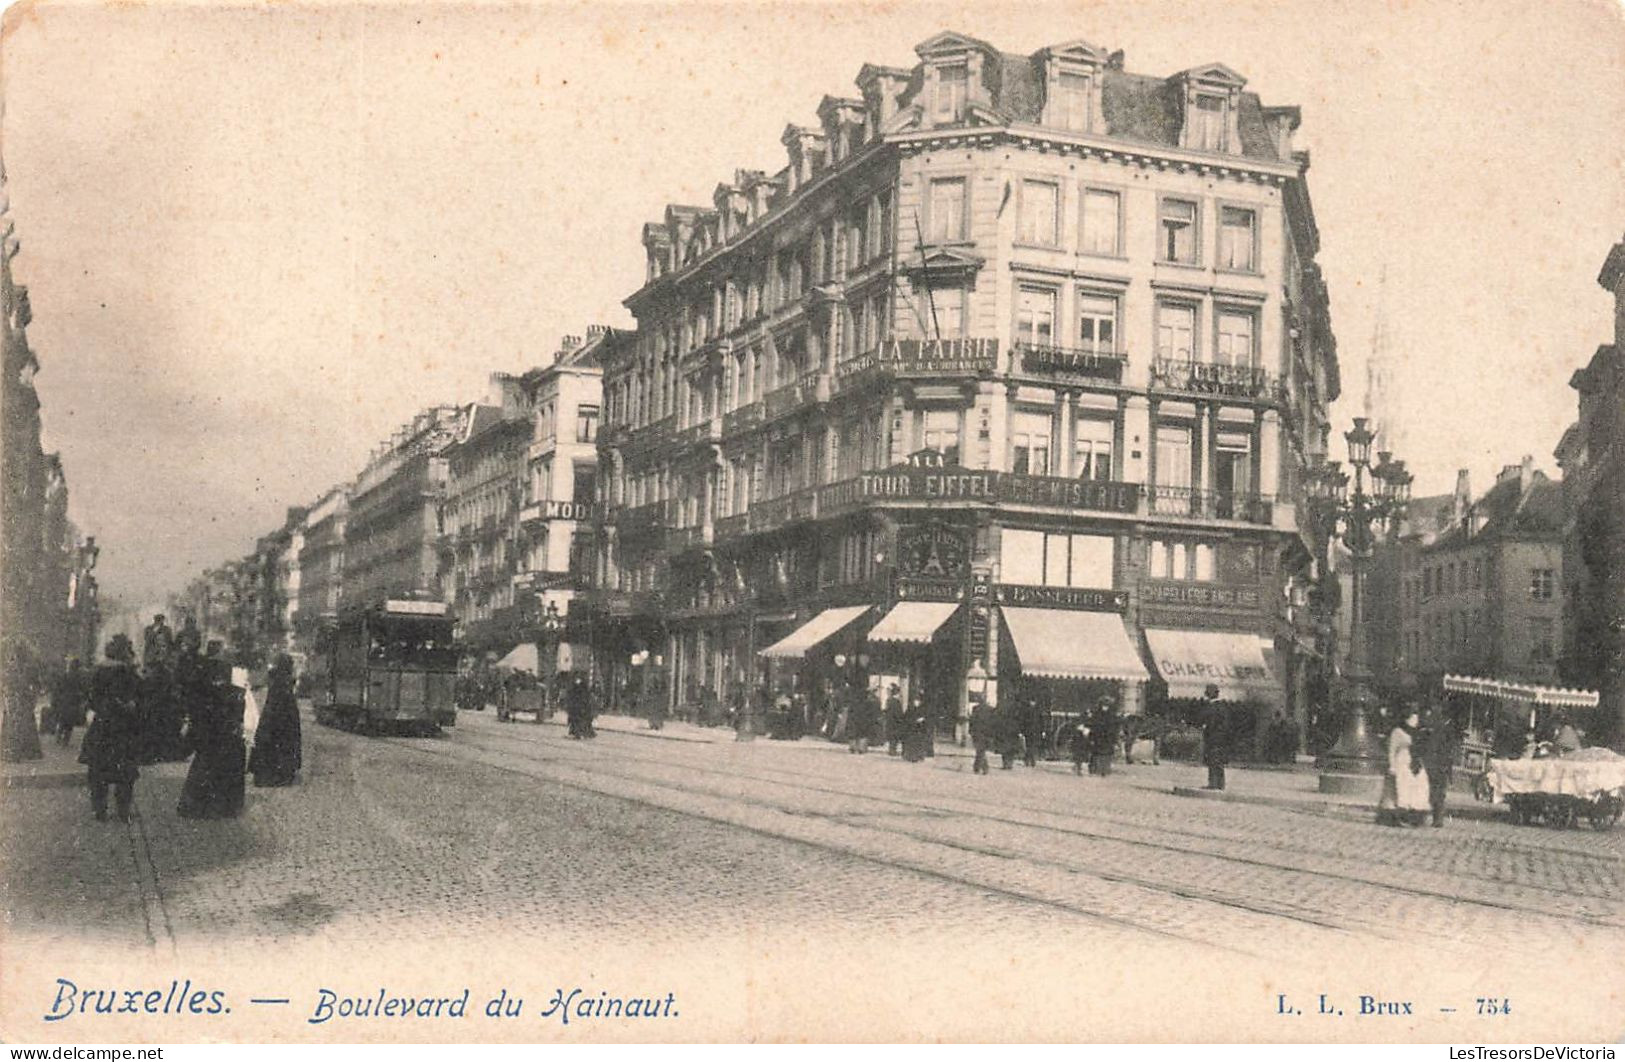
1151 358 1280 401
714 512 749 542
762 370 831 423
673 417 721 450
1016 342 1127 383
1146 485 1274 524
612 499 668 537
665 524 713 552
723 401 764 437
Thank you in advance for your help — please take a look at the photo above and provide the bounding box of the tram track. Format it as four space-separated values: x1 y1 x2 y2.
440 723 1624 926
361 722 1621 959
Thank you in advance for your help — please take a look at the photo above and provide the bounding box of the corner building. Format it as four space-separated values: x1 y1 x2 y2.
596 32 1339 753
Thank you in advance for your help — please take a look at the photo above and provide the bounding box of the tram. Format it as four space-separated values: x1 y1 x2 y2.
314 599 459 735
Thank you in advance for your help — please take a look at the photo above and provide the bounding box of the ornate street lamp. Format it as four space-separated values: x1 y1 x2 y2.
1305 418 1410 788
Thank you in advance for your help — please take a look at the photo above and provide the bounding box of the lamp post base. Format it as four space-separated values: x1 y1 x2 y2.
1316 677 1384 791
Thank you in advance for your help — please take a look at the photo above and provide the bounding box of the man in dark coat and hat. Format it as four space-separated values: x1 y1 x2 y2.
48 658 88 748
1019 695 1047 768
249 654 302 787
79 636 143 822
968 695 995 775
1200 684 1229 790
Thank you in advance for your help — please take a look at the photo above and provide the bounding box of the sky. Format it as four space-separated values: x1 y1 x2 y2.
2 0 1622 608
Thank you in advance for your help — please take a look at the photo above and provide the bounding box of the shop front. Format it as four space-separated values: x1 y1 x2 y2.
758 604 873 734
1142 625 1282 760
994 584 1149 752
864 591 965 739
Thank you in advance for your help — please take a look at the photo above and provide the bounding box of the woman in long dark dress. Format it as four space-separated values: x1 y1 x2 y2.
177 646 247 819
249 654 302 787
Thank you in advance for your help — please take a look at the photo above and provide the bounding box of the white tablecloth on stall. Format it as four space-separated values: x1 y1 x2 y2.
1489 750 1625 797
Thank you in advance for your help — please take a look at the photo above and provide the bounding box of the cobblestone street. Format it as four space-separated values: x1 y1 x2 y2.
4 707 1622 1042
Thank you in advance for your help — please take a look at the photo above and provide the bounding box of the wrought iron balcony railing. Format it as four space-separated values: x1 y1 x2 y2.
1016 342 1128 382
1146 485 1274 524
1151 357 1279 401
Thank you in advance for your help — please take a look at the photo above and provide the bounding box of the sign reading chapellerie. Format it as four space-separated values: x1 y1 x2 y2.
1140 581 1262 611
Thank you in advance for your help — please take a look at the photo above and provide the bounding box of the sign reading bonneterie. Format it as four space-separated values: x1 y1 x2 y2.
994 584 1127 612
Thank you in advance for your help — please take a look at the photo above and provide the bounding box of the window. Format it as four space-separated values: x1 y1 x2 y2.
1215 310 1255 367
1473 559 1483 589
1219 206 1256 271
936 62 968 121
1074 418 1113 481
1155 425 1193 488
1530 569 1555 600
1147 538 1212 581
1019 180 1059 246
571 466 596 506
1214 432 1252 501
922 409 960 465
1192 95 1226 151
1001 528 1113 587
873 190 893 261
1446 564 1456 594
1011 410 1052 476
847 204 867 273
1156 302 1197 359
922 286 965 338
1055 71 1091 131
1081 189 1121 255
575 405 599 443
1015 287 1056 346
1078 293 1118 353
928 178 967 242
1530 617 1554 663
1159 199 1198 263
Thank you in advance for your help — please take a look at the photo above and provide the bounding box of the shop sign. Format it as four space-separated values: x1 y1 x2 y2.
898 524 970 578
878 337 999 376
895 576 965 602
994 584 1126 612
998 474 1139 514
1153 657 1271 683
1140 581 1262 611
539 500 593 522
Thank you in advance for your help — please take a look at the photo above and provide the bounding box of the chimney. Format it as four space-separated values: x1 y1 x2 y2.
1107 49 1126 70
1453 469 1471 525
1520 453 1534 495
586 324 607 338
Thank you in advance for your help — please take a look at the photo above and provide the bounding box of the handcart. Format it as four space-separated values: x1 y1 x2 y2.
1486 749 1625 830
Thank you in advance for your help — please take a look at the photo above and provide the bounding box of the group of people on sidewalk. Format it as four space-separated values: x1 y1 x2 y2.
1379 704 1459 828
50 614 304 824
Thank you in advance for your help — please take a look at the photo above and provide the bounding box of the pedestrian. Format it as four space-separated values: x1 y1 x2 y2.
565 675 593 739
1418 706 1457 828
1377 707 1430 827
1200 685 1228 791
1089 700 1119 777
142 657 186 763
884 683 904 755
849 684 879 755
177 645 247 820
969 695 995 775
901 693 931 763
996 702 1021 770
1553 715 1583 755
248 654 302 787
79 636 143 822
1020 696 1046 768
142 614 175 674
1068 718 1090 775
48 658 88 748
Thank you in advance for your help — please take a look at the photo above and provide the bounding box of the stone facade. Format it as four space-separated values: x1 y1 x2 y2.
590 32 1340 752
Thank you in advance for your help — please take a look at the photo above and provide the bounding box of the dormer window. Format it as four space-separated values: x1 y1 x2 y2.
936 62 968 122
1055 71 1091 132
1192 95 1226 151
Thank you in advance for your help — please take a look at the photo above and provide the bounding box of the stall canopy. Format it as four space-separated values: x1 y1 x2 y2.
1443 674 1599 709
758 606 871 659
495 642 540 673
1000 608 1150 682
1144 628 1277 700
866 601 960 645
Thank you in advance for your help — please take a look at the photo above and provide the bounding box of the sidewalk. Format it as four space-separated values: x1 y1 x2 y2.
1 733 87 788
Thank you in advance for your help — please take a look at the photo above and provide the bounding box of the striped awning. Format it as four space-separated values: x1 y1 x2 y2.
1000 608 1150 682
1443 674 1600 709
758 606 870 659
1144 627 1278 701
866 601 960 645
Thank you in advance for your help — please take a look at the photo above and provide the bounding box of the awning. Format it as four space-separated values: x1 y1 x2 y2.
494 642 540 673
1144 627 1278 700
1443 674 1599 709
866 601 960 645
758 606 870 659
1000 608 1150 682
